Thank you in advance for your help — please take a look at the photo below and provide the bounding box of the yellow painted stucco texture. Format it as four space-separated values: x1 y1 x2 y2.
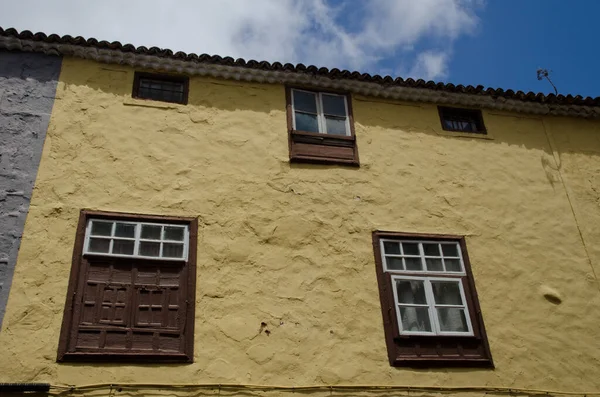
1 57 600 395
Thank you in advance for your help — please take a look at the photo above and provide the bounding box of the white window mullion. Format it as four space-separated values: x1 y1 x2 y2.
159 226 165 258
183 227 190 261
424 279 441 335
317 93 326 134
83 219 93 254
108 222 116 254
418 243 427 272
457 279 474 334
342 95 351 136
133 223 141 256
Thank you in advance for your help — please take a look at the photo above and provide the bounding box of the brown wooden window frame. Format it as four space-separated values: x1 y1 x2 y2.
57 210 197 363
132 72 190 105
438 106 486 134
372 231 493 367
285 86 359 166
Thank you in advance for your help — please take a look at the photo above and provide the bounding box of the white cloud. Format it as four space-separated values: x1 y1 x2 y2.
409 51 450 80
0 0 481 81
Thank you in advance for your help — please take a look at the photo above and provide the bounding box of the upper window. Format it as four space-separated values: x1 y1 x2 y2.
373 232 493 367
286 87 359 166
438 106 486 134
57 210 197 363
84 219 189 260
132 72 189 104
292 89 350 136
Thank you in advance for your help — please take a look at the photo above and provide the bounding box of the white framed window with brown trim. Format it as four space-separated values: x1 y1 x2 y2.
286 87 359 166
372 231 493 367
57 210 197 363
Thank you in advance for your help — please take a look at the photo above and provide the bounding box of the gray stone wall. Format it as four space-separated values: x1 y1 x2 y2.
0 50 61 328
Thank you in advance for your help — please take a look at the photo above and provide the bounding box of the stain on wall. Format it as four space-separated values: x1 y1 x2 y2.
1 57 600 394
0 50 61 327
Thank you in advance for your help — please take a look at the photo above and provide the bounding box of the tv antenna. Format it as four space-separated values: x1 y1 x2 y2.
536 68 558 95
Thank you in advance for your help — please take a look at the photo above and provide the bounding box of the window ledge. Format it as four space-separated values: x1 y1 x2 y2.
392 356 494 368
123 97 184 110
436 129 495 140
289 130 360 166
58 351 192 363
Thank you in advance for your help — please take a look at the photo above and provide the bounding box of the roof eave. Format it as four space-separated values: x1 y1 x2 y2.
2 35 598 119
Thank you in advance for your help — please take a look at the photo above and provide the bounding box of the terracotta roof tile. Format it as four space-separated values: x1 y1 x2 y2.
2 27 600 108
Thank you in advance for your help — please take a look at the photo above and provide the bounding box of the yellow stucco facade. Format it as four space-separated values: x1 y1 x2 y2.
1 57 600 396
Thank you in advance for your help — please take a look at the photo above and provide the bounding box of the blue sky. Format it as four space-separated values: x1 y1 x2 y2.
1 0 598 98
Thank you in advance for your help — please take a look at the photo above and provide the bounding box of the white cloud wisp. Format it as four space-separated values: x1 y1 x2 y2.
0 0 482 81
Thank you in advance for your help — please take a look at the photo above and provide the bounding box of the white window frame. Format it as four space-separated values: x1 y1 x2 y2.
391 275 473 336
379 239 466 275
380 238 473 336
290 88 351 136
83 219 190 261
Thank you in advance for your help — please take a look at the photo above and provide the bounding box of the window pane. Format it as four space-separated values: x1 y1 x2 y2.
112 239 134 255
115 223 135 238
442 244 459 257
140 241 160 257
404 257 423 271
383 241 400 255
89 238 110 253
295 112 319 132
425 258 443 271
445 258 462 272
91 221 112 236
396 280 427 304
402 243 419 255
399 307 432 332
437 308 468 332
164 226 184 241
293 90 317 113
386 257 403 270
141 225 162 240
163 243 184 258
432 281 463 305
325 116 347 135
423 243 440 256
322 94 346 116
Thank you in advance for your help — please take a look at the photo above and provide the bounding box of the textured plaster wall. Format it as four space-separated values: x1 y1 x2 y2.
0 50 60 328
1 57 600 395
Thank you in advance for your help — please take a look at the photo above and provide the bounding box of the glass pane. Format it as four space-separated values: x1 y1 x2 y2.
442 244 459 257
399 307 432 332
386 257 403 270
295 112 319 132
325 116 347 136
423 243 440 256
140 241 160 257
164 226 184 241
432 281 463 305
437 308 468 332
404 257 423 271
141 225 162 240
115 223 135 238
445 258 462 272
426 258 444 271
322 94 346 116
112 239 134 255
293 90 317 113
402 242 419 255
89 238 110 253
91 221 112 236
383 241 400 255
395 280 427 304
163 243 184 258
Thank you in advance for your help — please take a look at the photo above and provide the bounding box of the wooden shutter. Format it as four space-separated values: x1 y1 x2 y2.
57 210 197 363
